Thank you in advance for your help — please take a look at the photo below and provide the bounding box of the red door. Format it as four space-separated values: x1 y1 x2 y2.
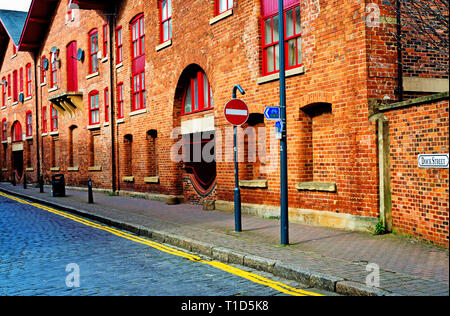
67 41 78 91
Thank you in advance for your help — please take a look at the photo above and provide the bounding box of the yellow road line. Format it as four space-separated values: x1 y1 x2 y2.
0 191 323 296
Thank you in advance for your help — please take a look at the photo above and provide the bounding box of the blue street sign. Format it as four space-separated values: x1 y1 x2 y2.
275 120 284 133
264 106 280 120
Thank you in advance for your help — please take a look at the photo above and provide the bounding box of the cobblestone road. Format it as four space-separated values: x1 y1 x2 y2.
0 195 330 296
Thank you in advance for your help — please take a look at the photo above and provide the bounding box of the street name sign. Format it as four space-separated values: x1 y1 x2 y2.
418 154 449 169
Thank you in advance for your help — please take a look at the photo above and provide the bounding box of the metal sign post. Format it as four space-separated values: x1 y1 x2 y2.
278 0 289 245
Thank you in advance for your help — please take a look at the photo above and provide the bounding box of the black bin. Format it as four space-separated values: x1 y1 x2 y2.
51 174 65 197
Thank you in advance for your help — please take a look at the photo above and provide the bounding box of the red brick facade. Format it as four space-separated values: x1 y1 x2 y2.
0 0 448 247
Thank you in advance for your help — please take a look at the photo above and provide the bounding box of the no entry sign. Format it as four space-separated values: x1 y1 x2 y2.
224 99 249 126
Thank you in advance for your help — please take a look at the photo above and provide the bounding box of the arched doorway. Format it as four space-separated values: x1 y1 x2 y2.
173 65 216 202
11 121 24 182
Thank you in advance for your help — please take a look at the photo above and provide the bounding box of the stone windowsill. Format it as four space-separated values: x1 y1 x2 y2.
129 108 147 117
25 168 34 171
257 65 306 85
87 124 101 130
295 182 337 192
86 72 99 80
12 101 18 106
123 176 134 182
41 133 48 137
155 39 172 52
209 9 233 25
1 140 7 144
103 122 110 127
48 86 58 93
68 166 79 172
1 168 8 171
24 96 32 102
25 135 33 140
50 167 60 172
144 176 159 184
40 82 46 87
239 179 268 188
1 106 6 110
116 118 125 124
88 165 102 171
49 131 59 136
116 62 123 69
101 56 108 63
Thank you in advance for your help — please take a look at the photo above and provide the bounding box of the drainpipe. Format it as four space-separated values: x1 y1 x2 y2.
33 50 41 186
108 9 117 193
396 0 403 101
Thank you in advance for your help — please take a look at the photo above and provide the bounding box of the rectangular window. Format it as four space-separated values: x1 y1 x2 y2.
26 112 32 136
89 91 100 125
7 74 11 97
116 26 123 64
1 119 7 141
262 1 301 75
216 0 233 15
103 24 108 58
13 70 18 102
41 56 47 84
26 64 32 97
1 77 5 107
104 88 109 122
160 0 172 43
50 52 57 88
131 15 145 59
51 106 58 132
42 106 47 134
20 67 24 93
132 71 145 111
89 29 99 74
117 83 124 119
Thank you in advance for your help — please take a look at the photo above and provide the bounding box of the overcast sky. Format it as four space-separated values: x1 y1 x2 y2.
0 0 32 12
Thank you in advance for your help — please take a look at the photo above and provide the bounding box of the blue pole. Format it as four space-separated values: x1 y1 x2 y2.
278 0 289 245
232 85 245 232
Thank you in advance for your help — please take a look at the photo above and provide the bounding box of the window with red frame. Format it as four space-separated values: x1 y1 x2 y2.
104 87 109 122
19 67 23 94
41 56 47 84
103 24 108 58
12 70 18 102
132 72 145 111
1 77 6 107
116 26 123 64
89 29 99 74
117 82 124 119
26 64 32 97
1 119 6 141
182 71 214 115
42 106 47 133
261 0 301 75
26 111 32 136
216 0 233 15
12 121 22 142
51 106 58 131
7 74 11 97
50 52 57 88
89 91 100 125
131 14 145 59
160 0 172 43
12 45 16 55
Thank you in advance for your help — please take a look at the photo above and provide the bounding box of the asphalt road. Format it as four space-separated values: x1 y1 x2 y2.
0 194 331 297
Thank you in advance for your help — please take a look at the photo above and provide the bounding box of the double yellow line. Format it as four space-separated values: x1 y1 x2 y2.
0 191 322 296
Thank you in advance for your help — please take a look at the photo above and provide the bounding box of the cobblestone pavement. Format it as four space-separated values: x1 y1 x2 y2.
0 194 332 296
0 183 448 296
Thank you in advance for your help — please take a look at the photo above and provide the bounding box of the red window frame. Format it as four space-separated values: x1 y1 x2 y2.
131 14 145 59
1 77 6 107
41 56 47 84
89 90 100 125
12 70 18 102
116 26 123 64
159 0 172 43
26 64 32 97
117 82 124 119
51 105 58 132
50 52 57 88
42 106 47 134
103 23 108 58
7 74 11 97
182 71 213 115
19 67 24 93
104 87 109 122
132 71 145 111
26 111 32 137
215 0 233 16
261 2 302 76
12 121 22 142
1 118 7 141
12 45 16 55
89 28 99 74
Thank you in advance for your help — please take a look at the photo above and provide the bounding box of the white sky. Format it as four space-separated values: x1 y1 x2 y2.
0 0 32 12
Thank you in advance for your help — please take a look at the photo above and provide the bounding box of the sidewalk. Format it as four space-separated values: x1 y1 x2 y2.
0 182 448 296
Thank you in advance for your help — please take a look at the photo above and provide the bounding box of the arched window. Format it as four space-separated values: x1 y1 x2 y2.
182 70 213 115
12 121 22 142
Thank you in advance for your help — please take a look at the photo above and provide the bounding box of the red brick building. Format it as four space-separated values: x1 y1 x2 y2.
1 0 448 247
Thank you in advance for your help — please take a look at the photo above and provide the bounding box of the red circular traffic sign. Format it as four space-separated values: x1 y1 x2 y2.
224 99 249 126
